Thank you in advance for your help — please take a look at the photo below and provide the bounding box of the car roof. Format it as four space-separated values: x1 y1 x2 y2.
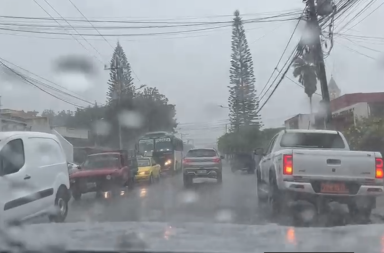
88 152 120 156
0 131 57 141
283 129 339 134
188 148 216 152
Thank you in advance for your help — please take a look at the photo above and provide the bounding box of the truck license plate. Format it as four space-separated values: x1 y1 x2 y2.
86 182 96 189
198 170 207 174
320 182 348 194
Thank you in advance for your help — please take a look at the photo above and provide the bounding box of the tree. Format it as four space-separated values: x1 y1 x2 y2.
343 117 384 155
217 127 283 154
106 42 135 104
134 87 177 132
292 52 317 115
228 10 261 132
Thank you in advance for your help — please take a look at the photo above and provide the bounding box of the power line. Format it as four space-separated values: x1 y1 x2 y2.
337 41 377 60
32 0 103 63
40 0 105 63
67 0 114 47
0 60 86 108
258 7 304 100
0 57 95 105
0 11 301 24
257 48 299 114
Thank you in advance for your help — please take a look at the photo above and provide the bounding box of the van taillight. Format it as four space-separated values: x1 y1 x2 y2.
213 158 220 163
283 154 293 175
376 158 383 179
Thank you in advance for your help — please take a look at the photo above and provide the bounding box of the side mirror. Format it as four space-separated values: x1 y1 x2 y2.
220 155 225 159
77 166 81 170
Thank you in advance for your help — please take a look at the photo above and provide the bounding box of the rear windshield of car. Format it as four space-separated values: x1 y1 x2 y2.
82 154 121 169
138 159 151 167
187 149 217 157
280 132 345 149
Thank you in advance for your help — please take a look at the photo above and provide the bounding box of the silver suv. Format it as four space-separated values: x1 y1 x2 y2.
182 148 224 187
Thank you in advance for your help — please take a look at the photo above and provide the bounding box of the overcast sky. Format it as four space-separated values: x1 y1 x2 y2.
0 0 383 146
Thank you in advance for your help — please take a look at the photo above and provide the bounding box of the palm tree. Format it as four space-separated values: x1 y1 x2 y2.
292 54 318 117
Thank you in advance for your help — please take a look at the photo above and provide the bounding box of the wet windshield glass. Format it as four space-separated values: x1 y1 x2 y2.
154 138 172 151
82 155 121 169
138 139 154 155
187 149 217 157
138 159 151 167
280 133 346 149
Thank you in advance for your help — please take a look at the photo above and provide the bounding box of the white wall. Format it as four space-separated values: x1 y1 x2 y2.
53 126 89 139
285 114 316 130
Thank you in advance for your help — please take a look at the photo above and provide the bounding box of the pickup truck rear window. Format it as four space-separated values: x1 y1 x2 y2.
187 149 217 157
280 132 345 149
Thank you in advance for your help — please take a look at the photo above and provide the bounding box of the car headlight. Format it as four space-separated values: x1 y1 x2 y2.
165 159 172 166
106 175 112 180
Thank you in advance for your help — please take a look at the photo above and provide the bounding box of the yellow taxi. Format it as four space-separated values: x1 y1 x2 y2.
136 157 161 184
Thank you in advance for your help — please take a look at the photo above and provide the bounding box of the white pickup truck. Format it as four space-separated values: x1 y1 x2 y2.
256 129 384 219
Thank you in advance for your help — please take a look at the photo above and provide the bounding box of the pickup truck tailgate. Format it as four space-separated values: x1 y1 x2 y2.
292 149 376 179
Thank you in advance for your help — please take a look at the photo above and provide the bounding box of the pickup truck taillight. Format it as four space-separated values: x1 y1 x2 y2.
375 158 383 179
283 154 293 175
183 159 191 165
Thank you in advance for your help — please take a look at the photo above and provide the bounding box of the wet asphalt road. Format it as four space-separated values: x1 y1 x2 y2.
64 164 384 226
66 164 264 224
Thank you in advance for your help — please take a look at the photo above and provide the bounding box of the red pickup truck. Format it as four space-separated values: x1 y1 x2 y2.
69 150 138 200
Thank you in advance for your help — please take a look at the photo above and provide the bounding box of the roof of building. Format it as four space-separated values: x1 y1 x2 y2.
330 92 384 112
328 76 340 91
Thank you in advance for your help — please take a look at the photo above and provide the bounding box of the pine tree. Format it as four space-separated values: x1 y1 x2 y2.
106 42 135 104
228 10 261 132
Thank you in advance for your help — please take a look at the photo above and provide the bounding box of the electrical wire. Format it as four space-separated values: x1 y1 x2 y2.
258 7 305 100
0 60 86 108
32 0 103 64
66 0 142 83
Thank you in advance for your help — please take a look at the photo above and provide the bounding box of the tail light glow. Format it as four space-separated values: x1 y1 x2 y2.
283 154 293 175
183 158 191 165
213 157 220 163
376 158 383 179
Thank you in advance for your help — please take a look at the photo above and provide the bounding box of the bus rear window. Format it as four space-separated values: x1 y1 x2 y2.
280 132 345 149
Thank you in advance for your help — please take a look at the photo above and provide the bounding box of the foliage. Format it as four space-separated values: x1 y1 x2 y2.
228 10 262 132
42 87 177 148
292 53 317 98
41 42 177 149
106 42 135 104
217 126 284 154
343 117 384 154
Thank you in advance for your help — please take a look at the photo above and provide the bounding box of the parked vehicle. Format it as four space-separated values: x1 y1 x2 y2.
230 152 255 174
67 162 80 175
69 150 138 200
183 148 224 187
256 129 384 219
0 131 70 223
136 156 161 184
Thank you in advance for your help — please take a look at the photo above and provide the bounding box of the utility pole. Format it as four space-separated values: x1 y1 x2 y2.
307 0 333 129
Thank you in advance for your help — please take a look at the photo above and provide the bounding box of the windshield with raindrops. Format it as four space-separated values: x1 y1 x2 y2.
1 0 384 252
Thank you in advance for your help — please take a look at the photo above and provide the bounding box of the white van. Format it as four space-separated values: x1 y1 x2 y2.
0 131 70 223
